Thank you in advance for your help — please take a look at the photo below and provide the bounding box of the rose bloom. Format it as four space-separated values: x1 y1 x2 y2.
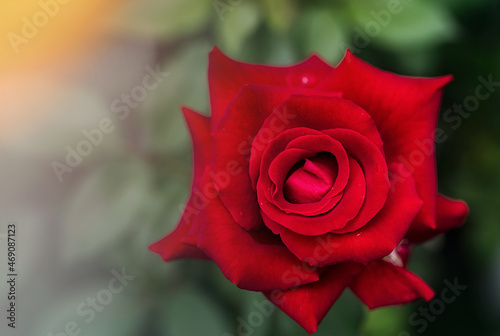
150 48 468 333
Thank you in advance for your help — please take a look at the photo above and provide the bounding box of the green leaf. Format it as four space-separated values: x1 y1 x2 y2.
362 306 410 336
240 30 298 65
129 172 191 272
61 158 154 263
293 7 350 63
260 0 299 33
317 291 364 336
237 291 274 336
140 42 211 156
348 0 458 50
216 2 261 55
19 90 123 158
156 287 230 335
453 139 500 263
440 0 493 13
115 0 212 40
30 278 145 336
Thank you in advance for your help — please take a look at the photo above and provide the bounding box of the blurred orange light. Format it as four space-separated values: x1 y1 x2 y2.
0 0 123 74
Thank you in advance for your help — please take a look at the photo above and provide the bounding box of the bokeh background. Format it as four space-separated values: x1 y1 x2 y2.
1 0 499 335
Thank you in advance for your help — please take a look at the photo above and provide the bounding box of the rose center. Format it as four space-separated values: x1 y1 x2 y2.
283 152 338 204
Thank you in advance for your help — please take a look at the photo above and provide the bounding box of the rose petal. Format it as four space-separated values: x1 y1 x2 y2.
283 135 350 200
323 129 389 234
349 260 435 309
406 194 468 243
250 95 384 186
264 263 364 334
283 153 338 204
197 170 320 291
260 158 366 236
262 132 350 216
253 127 324 188
259 128 389 236
208 47 334 131
149 107 211 261
149 198 209 261
213 86 341 230
318 50 452 234
273 163 422 266
268 148 344 216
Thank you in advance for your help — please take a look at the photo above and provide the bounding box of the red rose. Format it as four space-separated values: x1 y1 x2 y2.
150 48 468 334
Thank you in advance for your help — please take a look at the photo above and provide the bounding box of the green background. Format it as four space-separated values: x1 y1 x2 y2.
6 0 500 335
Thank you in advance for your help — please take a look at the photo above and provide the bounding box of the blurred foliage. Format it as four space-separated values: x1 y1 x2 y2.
33 0 500 335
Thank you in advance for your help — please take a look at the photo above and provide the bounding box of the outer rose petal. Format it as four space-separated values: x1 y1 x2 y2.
149 200 209 261
149 107 210 261
406 195 468 243
265 263 364 334
318 50 452 234
273 163 422 266
197 169 320 292
208 47 334 131
349 260 434 309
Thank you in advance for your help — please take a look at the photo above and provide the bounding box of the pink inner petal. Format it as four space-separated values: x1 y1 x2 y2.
283 153 338 204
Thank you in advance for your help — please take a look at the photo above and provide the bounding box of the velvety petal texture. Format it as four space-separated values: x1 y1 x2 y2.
198 169 320 291
265 263 363 334
209 47 334 130
212 86 343 231
349 260 435 309
406 195 468 242
150 48 468 334
267 163 422 267
318 50 453 237
149 107 211 261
